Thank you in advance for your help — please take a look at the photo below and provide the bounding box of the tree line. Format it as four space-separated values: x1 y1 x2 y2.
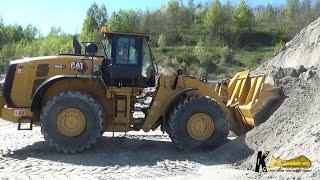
81 0 319 47
0 0 319 77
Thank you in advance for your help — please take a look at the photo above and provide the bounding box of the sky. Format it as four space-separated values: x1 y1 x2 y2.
0 0 286 35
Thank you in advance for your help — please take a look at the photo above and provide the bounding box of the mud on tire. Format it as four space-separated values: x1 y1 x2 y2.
167 96 228 151
40 91 104 153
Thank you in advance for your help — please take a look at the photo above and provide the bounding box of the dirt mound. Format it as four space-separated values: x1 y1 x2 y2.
211 65 320 179
212 17 320 179
261 17 320 70
259 17 320 86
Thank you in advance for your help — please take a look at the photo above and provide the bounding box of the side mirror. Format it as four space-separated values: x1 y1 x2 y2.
73 36 81 55
85 43 98 55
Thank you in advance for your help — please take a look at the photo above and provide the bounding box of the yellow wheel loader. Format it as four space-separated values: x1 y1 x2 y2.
0 29 281 153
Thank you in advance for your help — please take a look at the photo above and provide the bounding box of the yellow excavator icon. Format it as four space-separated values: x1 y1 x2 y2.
268 155 312 169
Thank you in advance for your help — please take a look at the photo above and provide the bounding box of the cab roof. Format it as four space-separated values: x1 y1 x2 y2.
104 32 150 40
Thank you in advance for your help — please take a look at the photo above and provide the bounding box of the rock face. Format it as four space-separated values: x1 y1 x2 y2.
261 17 320 69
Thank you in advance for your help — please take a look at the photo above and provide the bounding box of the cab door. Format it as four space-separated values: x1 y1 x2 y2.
102 35 155 88
140 38 155 87
106 35 141 87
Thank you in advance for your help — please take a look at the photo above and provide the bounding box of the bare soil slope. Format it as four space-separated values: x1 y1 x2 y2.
211 17 320 179
261 18 320 70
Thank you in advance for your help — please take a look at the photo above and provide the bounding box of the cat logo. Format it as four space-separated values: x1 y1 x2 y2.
70 62 84 71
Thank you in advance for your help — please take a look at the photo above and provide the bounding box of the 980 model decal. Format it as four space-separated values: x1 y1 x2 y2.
54 64 66 70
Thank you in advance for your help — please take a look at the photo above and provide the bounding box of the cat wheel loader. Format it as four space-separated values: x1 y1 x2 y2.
0 28 281 153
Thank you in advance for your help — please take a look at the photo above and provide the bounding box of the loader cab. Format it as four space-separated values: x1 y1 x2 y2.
101 32 156 88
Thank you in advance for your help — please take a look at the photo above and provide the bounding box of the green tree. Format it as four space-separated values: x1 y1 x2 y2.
223 0 233 23
140 10 151 32
0 18 4 48
187 0 195 9
2 25 24 43
158 34 166 48
285 0 299 23
140 10 167 46
220 45 232 65
82 2 107 34
232 0 253 31
301 0 312 21
23 25 38 41
49 26 63 36
285 0 299 35
203 0 223 34
166 0 181 45
167 0 180 23
108 10 142 32
256 4 274 24
315 0 320 18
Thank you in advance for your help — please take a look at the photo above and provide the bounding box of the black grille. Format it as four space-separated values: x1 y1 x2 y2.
3 63 17 107
36 64 49 77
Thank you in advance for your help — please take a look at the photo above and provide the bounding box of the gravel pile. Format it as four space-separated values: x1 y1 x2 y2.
243 65 320 179
210 17 320 179
260 17 320 70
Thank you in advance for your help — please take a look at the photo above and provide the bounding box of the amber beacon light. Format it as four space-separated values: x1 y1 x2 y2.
101 26 108 33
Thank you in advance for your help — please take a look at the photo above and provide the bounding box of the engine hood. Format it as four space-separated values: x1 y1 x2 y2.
10 55 102 65
10 55 103 73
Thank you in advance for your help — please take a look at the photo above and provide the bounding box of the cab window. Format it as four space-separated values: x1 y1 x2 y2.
142 38 154 78
115 37 138 64
103 38 112 59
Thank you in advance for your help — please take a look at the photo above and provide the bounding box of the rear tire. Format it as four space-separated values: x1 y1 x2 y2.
167 96 228 151
40 91 104 153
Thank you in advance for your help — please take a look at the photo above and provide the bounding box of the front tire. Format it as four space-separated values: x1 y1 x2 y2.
167 96 228 151
40 91 104 153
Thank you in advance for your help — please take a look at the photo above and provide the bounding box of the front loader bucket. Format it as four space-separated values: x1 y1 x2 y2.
226 71 281 133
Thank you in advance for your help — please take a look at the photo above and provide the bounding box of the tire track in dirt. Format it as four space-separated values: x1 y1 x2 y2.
0 121 203 179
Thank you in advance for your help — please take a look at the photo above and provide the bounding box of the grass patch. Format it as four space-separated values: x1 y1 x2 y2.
152 45 276 79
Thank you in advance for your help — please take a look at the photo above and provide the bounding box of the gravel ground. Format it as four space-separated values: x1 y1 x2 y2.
0 120 254 180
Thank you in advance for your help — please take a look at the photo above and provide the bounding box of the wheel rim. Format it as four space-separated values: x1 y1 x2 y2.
187 113 214 141
56 108 86 137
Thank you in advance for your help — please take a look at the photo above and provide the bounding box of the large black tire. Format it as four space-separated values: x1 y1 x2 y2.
40 91 104 153
167 96 228 151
